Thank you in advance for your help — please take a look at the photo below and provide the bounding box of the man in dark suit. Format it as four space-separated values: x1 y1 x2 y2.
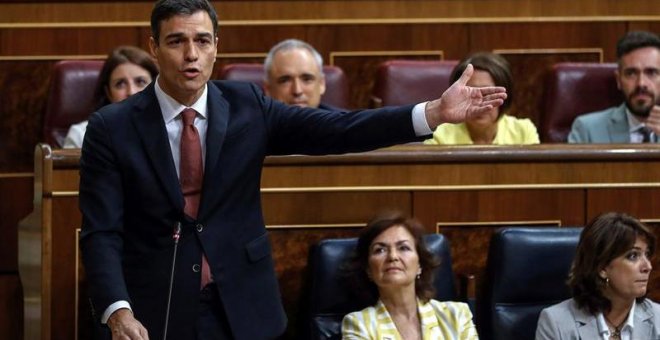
79 0 506 339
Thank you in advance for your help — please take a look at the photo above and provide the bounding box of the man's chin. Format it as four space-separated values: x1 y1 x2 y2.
626 101 653 118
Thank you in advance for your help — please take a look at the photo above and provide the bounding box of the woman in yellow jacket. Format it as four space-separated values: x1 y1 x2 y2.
341 213 477 340
424 52 539 145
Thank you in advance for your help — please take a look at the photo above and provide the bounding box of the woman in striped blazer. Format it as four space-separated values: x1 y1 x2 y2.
341 212 478 340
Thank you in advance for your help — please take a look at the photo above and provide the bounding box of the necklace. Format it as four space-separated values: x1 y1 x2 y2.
604 314 627 340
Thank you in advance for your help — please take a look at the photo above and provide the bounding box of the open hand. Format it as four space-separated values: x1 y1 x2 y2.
645 105 660 136
425 64 507 128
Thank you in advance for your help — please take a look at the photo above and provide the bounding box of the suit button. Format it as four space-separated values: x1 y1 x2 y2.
196 224 204 232
192 264 201 272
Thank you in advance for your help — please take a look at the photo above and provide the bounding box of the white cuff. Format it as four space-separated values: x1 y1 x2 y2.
101 300 132 324
412 102 433 136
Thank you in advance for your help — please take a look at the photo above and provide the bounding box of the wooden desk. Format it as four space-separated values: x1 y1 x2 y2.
19 143 660 339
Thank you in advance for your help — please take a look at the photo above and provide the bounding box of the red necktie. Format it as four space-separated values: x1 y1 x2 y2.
179 108 211 288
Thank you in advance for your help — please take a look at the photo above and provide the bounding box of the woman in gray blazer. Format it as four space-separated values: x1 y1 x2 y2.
536 212 660 340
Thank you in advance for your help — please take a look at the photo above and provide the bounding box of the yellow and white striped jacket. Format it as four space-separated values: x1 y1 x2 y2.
342 299 478 340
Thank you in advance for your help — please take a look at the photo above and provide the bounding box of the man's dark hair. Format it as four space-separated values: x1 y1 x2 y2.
616 31 660 60
151 0 218 44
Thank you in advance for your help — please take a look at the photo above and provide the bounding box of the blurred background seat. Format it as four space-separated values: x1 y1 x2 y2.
371 60 459 107
477 227 582 340
218 63 350 109
540 62 622 142
43 60 104 148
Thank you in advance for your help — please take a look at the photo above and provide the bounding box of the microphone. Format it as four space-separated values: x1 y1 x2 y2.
163 221 182 340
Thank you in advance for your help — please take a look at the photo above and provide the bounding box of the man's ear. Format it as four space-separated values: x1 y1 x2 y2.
614 69 622 91
319 75 326 96
149 37 158 59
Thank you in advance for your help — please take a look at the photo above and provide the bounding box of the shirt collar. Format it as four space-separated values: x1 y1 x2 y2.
626 108 646 133
154 75 209 123
596 300 636 337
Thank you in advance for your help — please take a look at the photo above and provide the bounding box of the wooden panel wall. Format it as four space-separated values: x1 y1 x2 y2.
0 174 33 340
0 1 658 171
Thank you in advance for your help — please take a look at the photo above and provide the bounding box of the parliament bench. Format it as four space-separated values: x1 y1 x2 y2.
18 143 660 339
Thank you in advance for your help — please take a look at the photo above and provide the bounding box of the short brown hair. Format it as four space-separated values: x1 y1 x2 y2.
343 211 440 305
568 212 656 314
450 52 513 116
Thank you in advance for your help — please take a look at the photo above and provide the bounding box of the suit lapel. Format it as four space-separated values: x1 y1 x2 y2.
418 300 442 340
632 301 654 339
608 104 631 143
374 300 401 340
198 82 229 219
571 300 602 339
131 85 184 211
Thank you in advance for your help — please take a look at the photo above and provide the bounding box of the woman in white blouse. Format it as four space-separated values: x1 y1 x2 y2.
536 212 660 340
63 46 158 148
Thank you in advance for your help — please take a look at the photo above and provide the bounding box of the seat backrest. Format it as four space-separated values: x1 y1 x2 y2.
43 60 104 147
478 227 582 340
306 234 456 340
540 62 623 142
371 60 459 107
218 63 350 109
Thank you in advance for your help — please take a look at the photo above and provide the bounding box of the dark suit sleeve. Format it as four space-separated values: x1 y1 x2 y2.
250 84 422 155
79 111 131 317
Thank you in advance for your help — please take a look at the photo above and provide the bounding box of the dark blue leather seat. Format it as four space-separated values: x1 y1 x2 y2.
477 227 582 340
305 233 456 340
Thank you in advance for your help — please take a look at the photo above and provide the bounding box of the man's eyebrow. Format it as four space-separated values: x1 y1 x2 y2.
195 32 214 39
163 32 214 40
164 32 185 40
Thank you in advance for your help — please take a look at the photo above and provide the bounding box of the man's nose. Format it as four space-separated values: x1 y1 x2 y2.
184 41 199 61
291 78 303 95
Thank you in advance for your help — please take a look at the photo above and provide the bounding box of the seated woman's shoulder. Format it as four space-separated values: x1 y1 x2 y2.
641 298 660 313
428 299 472 315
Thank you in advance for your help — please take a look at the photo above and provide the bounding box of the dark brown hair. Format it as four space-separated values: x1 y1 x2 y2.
568 212 656 314
151 0 218 44
344 211 440 305
616 31 660 60
449 52 513 116
94 46 159 110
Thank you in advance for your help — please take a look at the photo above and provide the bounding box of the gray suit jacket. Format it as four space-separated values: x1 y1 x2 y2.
536 298 660 340
567 104 631 143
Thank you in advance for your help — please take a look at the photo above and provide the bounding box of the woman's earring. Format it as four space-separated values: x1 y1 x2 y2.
416 269 422 280
605 277 609 286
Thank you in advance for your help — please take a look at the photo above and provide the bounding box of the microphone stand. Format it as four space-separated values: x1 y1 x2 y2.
163 222 182 340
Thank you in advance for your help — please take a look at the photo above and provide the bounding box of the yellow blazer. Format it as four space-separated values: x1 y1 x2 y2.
342 299 478 340
423 114 539 145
